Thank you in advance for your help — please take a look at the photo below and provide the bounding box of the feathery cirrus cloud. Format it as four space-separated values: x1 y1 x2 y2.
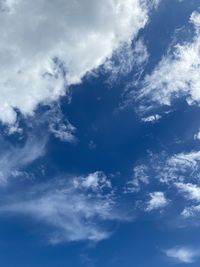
136 11 200 112
0 171 129 244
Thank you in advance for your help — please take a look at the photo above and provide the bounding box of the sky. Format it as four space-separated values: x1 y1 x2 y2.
1 0 200 266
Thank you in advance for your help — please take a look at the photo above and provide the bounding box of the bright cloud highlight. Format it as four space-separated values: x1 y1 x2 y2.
0 0 148 124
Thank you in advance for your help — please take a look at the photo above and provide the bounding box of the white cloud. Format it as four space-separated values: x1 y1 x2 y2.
190 11 200 28
0 136 46 184
138 11 200 111
130 150 200 218
175 182 200 202
194 130 200 140
127 151 200 187
141 114 161 123
26 104 77 143
0 172 127 244
182 204 200 218
49 121 76 143
124 165 149 193
157 151 200 184
146 192 168 211
48 114 76 143
0 0 149 125
165 247 200 264
104 39 149 84
73 171 111 191
151 0 161 8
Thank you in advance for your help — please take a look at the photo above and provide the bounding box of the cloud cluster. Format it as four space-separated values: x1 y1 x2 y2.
0 136 46 184
0 172 126 243
0 0 149 124
137 11 200 111
125 150 200 216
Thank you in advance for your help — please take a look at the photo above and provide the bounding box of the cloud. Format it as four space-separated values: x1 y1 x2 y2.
155 151 200 184
146 192 168 211
124 165 149 193
0 172 128 244
128 151 200 186
0 0 149 125
137 11 200 111
48 109 77 143
165 247 200 264
126 150 200 217
104 39 149 85
24 104 77 143
194 129 200 140
141 114 161 123
182 205 200 218
0 136 46 184
175 182 200 202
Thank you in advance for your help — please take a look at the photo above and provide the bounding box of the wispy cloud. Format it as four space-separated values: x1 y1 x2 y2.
0 136 46 184
136 11 200 112
104 39 149 85
0 172 129 244
124 150 200 218
165 246 200 264
124 165 149 193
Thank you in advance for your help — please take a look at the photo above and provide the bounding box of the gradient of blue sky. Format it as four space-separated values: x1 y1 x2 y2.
0 0 200 266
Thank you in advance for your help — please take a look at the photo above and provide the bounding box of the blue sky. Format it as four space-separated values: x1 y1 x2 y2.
1 0 200 266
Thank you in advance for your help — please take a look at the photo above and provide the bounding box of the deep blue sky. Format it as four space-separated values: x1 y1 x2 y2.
1 0 200 266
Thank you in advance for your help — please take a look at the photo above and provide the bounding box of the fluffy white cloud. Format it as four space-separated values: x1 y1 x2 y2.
0 0 149 124
141 114 161 123
175 182 200 202
165 247 200 264
0 172 126 243
146 192 168 211
138 11 200 111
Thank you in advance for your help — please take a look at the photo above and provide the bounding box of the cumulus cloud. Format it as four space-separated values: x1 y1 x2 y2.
137 11 200 111
0 172 127 244
146 192 168 211
0 0 149 125
165 247 200 264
